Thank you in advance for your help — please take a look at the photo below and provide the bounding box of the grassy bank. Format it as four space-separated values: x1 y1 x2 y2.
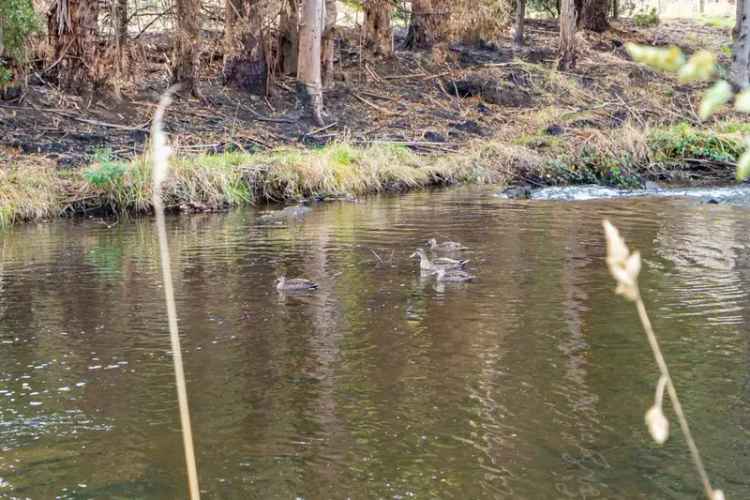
0 142 523 227
1 120 744 228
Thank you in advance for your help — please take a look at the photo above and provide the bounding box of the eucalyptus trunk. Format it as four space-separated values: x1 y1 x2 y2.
513 0 526 48
279 0 299 74
363 0 393 57
47 0 102 93
405 0 448 49
734 0 745 41
732 0 750 88
321 0 336 87
172 0 202 97
297 0 324 125
579 0 609 32
112 0 128 93
224 0 267 94
559 0 577 70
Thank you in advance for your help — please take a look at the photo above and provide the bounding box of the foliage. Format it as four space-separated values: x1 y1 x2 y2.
648 123 741 163
699 16 735 30
626 42 750 181
0 0 38 61
83 150 129 188
633 8 659 28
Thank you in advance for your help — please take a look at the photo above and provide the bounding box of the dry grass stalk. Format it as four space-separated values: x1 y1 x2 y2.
602 220 724 500
151 86 201 500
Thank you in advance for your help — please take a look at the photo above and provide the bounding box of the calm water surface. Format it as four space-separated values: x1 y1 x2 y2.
0 187 749 499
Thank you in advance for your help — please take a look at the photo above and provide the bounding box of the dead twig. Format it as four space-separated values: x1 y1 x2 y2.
353 93 398 116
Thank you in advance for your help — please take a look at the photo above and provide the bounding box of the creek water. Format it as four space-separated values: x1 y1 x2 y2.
0 186 748 499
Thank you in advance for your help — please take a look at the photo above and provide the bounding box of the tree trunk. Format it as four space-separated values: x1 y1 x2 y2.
611 0 618 19
559 0 577 70
321 0 336 87
0 19 5 60
223 0 267 94
579 0 609 32
513 0 526 48
279 0 299 74
405 0 449 49
297 0 324 125
734 0 744 41
47 0 102 93
115 0 127 48
732 0 750 88
172 0 202 97
363 0 393 57
112 0 128 95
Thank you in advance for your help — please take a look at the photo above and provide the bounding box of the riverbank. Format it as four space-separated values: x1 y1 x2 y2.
2 119 745 227
0 18 744 226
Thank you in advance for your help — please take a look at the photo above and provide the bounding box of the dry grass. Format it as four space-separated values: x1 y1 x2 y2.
0 141 543 227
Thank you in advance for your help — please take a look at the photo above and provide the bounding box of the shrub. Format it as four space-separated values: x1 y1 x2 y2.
0 0 39 84
633 8 659 28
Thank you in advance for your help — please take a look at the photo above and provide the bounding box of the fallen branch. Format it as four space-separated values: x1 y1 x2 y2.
353 93 398 116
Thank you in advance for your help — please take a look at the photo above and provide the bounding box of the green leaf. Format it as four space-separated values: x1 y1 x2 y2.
678 50 716 83
735 89 750 112
699 80 733 120
625 44 685 72
736 149 750 181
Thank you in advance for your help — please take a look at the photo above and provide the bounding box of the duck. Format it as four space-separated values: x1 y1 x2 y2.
410 248 469 272
426 238 468 252
432 268 475 282
276 276 320 291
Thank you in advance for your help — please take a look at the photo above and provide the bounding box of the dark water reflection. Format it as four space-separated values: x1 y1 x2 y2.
0 187 749 499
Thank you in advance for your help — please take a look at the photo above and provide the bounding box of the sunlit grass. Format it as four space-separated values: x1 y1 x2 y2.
699 16 734 30
0 141 528 228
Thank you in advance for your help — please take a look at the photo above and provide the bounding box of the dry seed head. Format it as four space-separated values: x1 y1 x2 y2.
645 405 669 445
151 87 179 196
603 220 641 301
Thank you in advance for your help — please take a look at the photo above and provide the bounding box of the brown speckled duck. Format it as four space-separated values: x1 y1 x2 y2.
410 248 469 272
276 276 320 291
433 268 475 282
427 238 468 252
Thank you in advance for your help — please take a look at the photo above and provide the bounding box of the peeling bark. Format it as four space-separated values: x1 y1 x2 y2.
172 0 202 97
279 0 299 75
405 0 449 49
47 0 102 93
224 0 267 94
363 0 393 57
579 0 609 32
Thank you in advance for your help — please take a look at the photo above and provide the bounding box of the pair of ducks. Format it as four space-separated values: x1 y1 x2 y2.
275 239 472 291
411 239 474 282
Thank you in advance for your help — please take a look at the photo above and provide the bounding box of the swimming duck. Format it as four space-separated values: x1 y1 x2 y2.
426 238 468 252
276 276 320 291
433 268 475 282
410 248 469 272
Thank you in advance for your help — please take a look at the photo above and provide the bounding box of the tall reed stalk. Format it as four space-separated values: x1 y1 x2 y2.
152 87 201 500
602 220 724 500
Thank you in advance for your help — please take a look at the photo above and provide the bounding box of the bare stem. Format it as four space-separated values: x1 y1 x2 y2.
152 89 201 500
634 295 714 500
